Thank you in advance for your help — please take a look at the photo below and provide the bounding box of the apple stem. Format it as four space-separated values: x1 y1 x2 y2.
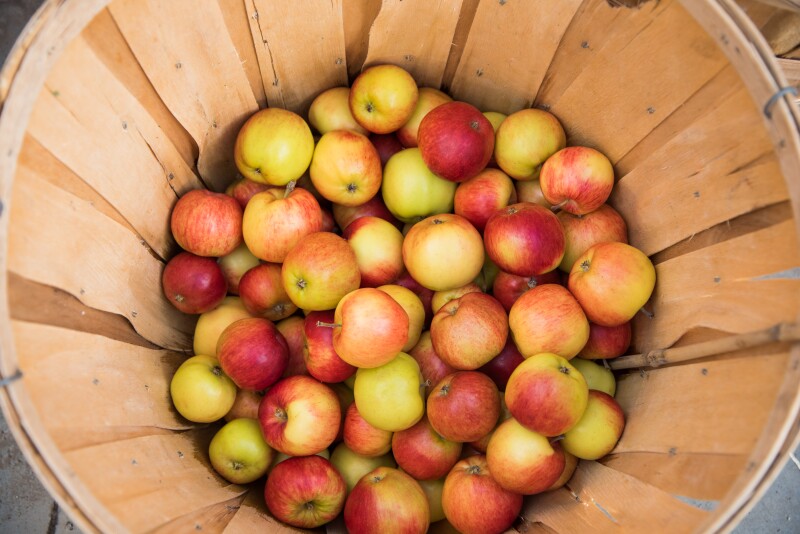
284 180 296 198
316 321 342 328
550 435 565 443
527 278 538 289
550 200 569 213
639 306 655 319
602 359 611 370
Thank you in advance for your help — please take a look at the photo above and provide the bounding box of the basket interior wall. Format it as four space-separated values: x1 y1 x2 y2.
2 0 799 532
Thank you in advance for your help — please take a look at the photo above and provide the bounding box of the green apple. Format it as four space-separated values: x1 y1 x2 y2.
209 418 273 484
354 353 425 432
170 355 237 423
568 357 616 396
494 108 566 181
329 442 396 493
381 148 456 223
416 477 446 523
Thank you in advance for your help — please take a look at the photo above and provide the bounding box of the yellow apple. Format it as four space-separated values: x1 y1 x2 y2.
377 284 426 352
349 64 419 134
396 87 453 148
416 477 446 523
170 355 237 423
494 108 566 181
193 296 253 357
568 357 616 396
309 130 383 206
561 390 626 460
353 352 425 432
209 418 274 484
482 111 507 132
308 86 369 135
381 148 456 223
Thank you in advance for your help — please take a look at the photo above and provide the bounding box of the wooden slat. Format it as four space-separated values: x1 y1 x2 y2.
447 0 582 114
222 487 305 533
152 494 248 533
440 0 480 94
218 0 268 110
342 0 382 80
8 172 195 351
363 0 465 88
250 0 348 114
109 0 259 191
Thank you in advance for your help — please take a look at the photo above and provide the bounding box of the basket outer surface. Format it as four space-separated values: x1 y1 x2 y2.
0 0 799 532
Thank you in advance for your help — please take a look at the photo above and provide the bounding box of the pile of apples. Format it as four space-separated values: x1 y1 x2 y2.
164 63 657 534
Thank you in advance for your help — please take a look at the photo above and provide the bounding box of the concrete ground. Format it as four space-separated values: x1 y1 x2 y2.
0 0 798 532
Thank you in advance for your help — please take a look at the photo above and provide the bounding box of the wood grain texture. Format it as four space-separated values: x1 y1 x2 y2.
222 487 305 533
218 0 268 110
342 0 382 80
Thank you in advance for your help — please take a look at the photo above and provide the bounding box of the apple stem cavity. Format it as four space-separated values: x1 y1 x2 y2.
212 366 223 377
580 259 591 273
639 306 655 319
432 218 444 225
284 180 297 198
316 321 342 329
439 384 451 396
304 501 315 511
232 461 244 470
347 183 358 193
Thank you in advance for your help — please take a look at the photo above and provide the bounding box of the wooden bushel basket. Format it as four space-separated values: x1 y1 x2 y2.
1 0 799 532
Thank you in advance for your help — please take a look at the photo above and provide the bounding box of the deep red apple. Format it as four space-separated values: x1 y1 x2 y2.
391 414 462 481
491 269 562 313
217 317 289 390
170 188 243 257
304 310 357 383
225 177 272 209
162 251 227 314
453 168 517 232
276 315 309 378
238 262 298 321
426 371 501 443
477 339 525 391
395 270 435 326
369 133 405 167
578 321 632 360
408 331 458 398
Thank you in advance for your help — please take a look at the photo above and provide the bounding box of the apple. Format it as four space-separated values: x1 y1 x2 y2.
308 86 369 136
397 87 453 147
408 331 457 398
343 216 404 287
453 168 517 232
224 388 264 421
170 355 237 423
508 283 589 359
561 390 626 460
349 64 419 134
579 321 632 360
557 203 628 272
370 132 405 167
427 371 501 443
469 396 511 453
193 297 253 357
265 455 346 528
310 130 383 206
505 352 589 437
162 252 227 314
391 414 462 481
547 450 579 491
485 417 565 494
343 402 393 457
515 178 549 207
330 442 396 493
217 243 260 295
377 284 425 351
430 292 508 370
568 241 656 326
333 195 401 233
416 477 447 523
270 449 332 473
477 339 525 391
344 466 429 534
354 352 425 432
540 146 615 215
494 108 566 181
568 357 616 397
259 375 341 456
403 213 484 292
238 262 298 321
217 317 289 391
482 111 506 132
209 418 273 484
431 280 483 315
441 455 523 534
276 315 309 378
170 188 243 257
491 269 561 313
234 107 315 186
304 310 357 383
484 202 565 276
242 185 323 263
225 177 272 209
281 231 361 311
330 381 355 442
395 270 435 326
381 148 457 223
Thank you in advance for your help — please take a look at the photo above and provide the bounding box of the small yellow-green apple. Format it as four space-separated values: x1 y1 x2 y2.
508 283 589 359
491 269 561 313
269 449 331 474
303 310 356 383
484 202 565 276
485 418 566 495
309 130 383 206
395 270 436 326
409 331 457 398
225 177 272 209
354 352 425 432
430 292 508 370
170 189 243 257
483 111 506 169
217 242 260 295
234 107 315 186
431 282 483 315
547 450 579 491
416 477 446 523
276 315 309 378
515 178 549 207
569 357 616 396
224 388 263 421
193 297 253 357
427 371 501 443
344 467 429 534
343 402 394 457
209 418 273 484
329 442 396 493
162 252 227 314
568 241 656 327
281 231 361 311
557 203 628 272
242 186 323 263
343 216 404 287
217 317 289 391
418 101 495 183
454 168 517 232
259 375 341 456
391 414 462 481
540 146 615 215
441 455 523 534
377 284 425 351
349 64 419 134
381 148 457 223
332 195 401 232
494 108 566 181
370 132 405 166
170 355 237 423
403 213 484 292
397 87 453 147
578 321 632 360
308 86 369 135
561 390 626 460
264 455 347 529
505 353 589 437
238 262 297 321
477 339 525 391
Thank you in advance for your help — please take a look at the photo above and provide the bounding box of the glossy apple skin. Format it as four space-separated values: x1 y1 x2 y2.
162 252 227 314
430 292 508 370
568 241 656 327
484 202 565 276
343 402 393 457
193 297 253 357
478 339 525 391
276 315 309 378
418 101 495 183
409 331 457 398
505 353 589 437
578 321 632 360
333 194 401 232
304 310 356 383
397 87 453 147
508 283 590 360
217 317 289 391
343 216 404 288
427 371 501 443
391 414 462 481
170 189 243 257
225 177 272 209
494 108 566 181
377 284 426 352
349 64 419 134
491 269 562 313
264 455 347 528
308 86 369 136
557 203 628 273
217 243 260 295
238 262 297 321
209 418 273 484
329 442 396 493
540 146 615 215
344 467 429 534
381 148 457 223
441 455 523 534
310 130 383 206
453 168 517 232
170 355 237 423
562 390 626 460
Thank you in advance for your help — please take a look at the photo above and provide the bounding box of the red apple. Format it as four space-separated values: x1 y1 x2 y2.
224 388 264 421
431 282 483 315
217 317 289 391
162 251 227 314
578 321 632 360
343 466 429 534
427 371 501 443
491 269 562 313
170 189 243 257
369 133 405 167
409 331 458 398
343 216 404 287
349 64 419 134
453 168 517 232
377 284 426 352
217 243 260 295
343 402 393 457
469 396 511 453
397 87 453 147
238 262 298 321
557 203 628 272
484 202 565 276
320 207 337 233
264 455 346 528
418 101 495 183
332 194 401 232
391 414 462 481
308 86 369 136
547 450 579 491
276 315 309 378
477 339 525 391
561 390 626 460
310 129 383 206
304 310 357 383
225 177 272 209
441 455 523 534
540 146 615 215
